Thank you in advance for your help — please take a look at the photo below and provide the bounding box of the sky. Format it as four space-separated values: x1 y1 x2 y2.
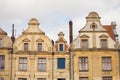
0 0 120 42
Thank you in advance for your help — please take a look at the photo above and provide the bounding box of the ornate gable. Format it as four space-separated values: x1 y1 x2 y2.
22 38 30 42
99 34 108 38
80 34 89 38
36 38 44 42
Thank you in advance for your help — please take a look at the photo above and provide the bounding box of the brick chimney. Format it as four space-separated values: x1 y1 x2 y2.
69 20 73 44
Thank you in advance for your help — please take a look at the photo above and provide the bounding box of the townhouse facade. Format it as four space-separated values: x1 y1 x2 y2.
0 11 119 80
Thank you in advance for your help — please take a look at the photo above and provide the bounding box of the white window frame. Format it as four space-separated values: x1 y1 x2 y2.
19 58 27 71
79 57 88 71
58 43 64 51
38 58 46 71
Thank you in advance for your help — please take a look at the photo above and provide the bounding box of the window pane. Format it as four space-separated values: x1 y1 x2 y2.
59 44 63 51
102 76 112 80
102 57 112 71
0 78 4 80
82 39 88 49
38 43 42 51
38 58 46 71
0 55 5 70
79 57 88 71
19 58 27 71
37 78 46 80
58 78 65 80
24 43 28 51
79 77 88 80
101 39 107 48
0 39 2 48
57 58 65 69
18 78 27 80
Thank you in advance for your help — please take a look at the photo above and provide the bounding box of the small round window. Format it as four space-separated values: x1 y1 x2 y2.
90 22 97 30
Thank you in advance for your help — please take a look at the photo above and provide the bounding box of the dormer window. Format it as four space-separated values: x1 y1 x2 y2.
81 39 88 49
24 43 28 51
101 39 107 48
0 39 2 48
38 43 42 51
59 44 64 51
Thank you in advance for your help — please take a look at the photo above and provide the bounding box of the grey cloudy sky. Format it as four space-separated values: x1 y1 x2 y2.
0 0 120 42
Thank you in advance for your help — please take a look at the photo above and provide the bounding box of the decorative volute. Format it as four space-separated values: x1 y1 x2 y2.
22 18 45 35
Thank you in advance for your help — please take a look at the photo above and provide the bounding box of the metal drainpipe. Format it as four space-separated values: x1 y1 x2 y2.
10 48 13 80
118 48 120 79
10 24 15 80
52 40 54 80
69 48 71 80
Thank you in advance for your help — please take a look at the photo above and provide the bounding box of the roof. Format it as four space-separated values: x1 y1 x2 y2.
0 27 7 35
103 25 115 40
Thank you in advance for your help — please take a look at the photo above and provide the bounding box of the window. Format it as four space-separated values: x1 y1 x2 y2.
18 78 27 80
59 44 64 51
38 58 46 71
79 77 88 80
38 43 42 51
81 39 88 49
24 43 28 51
19 58 27 71
37 78 46 80
79 57 88 71
0 39 2 48
102 57 112 71
0 55 5 70
101 39 107 48
0 78 4 80
58 78 65 80
102 76 112 80
57 58 65 69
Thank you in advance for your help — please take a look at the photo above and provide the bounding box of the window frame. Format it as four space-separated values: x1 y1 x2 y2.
59 43 64 51
24 43 28 51
102 76 112 80
79 57 88 71
38 43 42 52
0 55 5 70
38 58 46 71
81 39 88 49
79 77 88 80
57 78 65 80
101 39 108 49
57 58 66 69
0 38 2 48
37 78 46 80
19 57 27 71
0 77 4 80
18 78 27 80
102 57 112 71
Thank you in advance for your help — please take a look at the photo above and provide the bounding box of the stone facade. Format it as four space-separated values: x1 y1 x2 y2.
0 12 120 80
